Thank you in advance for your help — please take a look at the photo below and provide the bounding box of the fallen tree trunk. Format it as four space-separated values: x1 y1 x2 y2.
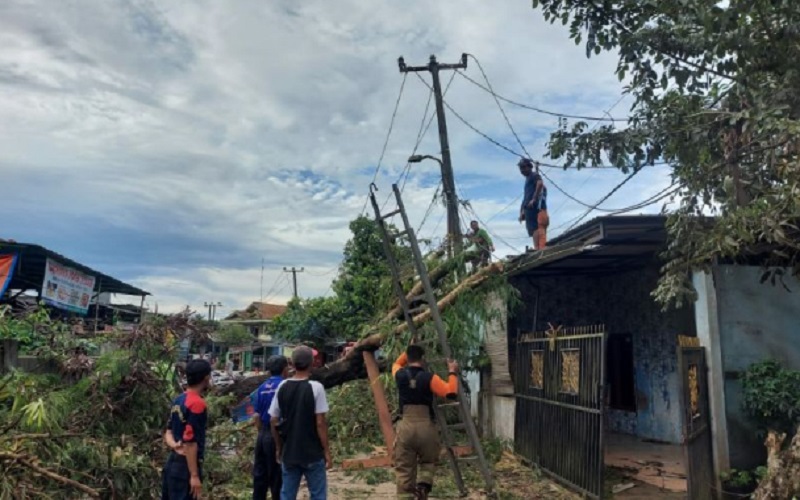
222 261 503 396
378 262 453 325
314 261 503 388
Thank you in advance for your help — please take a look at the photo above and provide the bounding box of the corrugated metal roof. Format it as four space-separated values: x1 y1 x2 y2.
0 242 149 296
507 215 668 277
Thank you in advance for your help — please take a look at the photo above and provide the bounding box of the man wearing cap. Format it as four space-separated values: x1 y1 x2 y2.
161 358 212 499
518 158 549 250
392 344 459 500
269 346 331 500
252 355 290 500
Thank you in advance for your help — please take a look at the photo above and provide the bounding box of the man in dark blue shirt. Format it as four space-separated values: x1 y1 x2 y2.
253 355 290 500
518 158 549 250
162 358 211 500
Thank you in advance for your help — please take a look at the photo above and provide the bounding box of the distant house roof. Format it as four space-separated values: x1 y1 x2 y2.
0 241 149 297
225 302 287 321
506 215 669 277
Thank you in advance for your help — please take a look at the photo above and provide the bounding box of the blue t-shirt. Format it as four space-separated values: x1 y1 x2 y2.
255 375 284 424
168 390 208 459
522 173 547 211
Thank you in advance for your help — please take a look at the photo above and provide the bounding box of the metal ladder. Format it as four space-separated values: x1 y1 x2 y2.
369 183 494 497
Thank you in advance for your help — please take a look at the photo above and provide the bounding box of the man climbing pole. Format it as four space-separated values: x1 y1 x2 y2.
518 158 549 250
464 220 494 269
392 344 459 500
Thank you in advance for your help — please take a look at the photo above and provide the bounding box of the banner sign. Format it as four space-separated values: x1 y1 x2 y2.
41 258 96 314
231 389 259 423
0 254 18 297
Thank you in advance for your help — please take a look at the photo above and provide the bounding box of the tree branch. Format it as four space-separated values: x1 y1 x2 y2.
0 452 101 498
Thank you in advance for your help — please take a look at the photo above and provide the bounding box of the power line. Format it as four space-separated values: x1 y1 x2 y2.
486 195 522 223
563 169 643 232
416 185 441 235
435 64 620 213
387 70 458 211
551 181 677 234
264 274 292 304
456 183 524 254
456 63 624 122
551 95 627 215
360 73 409 215
260 272 285 304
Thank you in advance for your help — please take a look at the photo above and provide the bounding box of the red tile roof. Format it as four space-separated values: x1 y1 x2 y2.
225 302 287 321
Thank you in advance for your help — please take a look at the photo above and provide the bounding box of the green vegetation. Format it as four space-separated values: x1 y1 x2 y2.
531 0 800 308
742 360 800 435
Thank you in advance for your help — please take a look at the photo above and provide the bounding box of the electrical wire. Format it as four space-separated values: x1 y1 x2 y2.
360 73 409 215
259 273 285 304
416 185 441 235
485 195 522 223
456 182 524 255
428 66 626 213
563 168 643 232
263 274 292 304
457 60 624 122
549 182 679 234
386 70 458 212
550 94 627 216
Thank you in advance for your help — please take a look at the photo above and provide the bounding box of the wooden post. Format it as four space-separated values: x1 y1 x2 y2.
1 339 19 373
362 350 395 459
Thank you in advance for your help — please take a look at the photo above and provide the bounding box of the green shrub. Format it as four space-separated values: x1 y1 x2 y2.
741 360 800 434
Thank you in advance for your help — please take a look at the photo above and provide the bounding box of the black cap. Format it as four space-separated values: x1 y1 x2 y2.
518 158 534 169
185 359 212 386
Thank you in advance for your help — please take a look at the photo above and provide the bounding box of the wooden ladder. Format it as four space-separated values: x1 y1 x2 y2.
369 183 494 497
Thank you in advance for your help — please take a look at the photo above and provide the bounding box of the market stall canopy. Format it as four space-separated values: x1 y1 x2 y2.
0 242 149 297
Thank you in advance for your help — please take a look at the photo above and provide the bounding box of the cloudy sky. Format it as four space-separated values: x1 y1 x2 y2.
0 0 672 314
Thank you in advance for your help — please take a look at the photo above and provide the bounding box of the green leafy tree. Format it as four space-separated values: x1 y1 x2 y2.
531 0 800 307
741 360 800 435
332 215 412 337
272 216 413 345
271 296 343 346
214 323 254 346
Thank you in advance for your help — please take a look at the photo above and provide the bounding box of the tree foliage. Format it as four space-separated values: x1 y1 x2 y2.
214 323 253 346
741 360 800 435
270 296 343 346
331 215 413 336
272 215 413 346
0 309 251 499
532 0 800 307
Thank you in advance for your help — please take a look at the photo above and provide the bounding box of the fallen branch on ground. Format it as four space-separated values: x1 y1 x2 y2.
0 452 101 498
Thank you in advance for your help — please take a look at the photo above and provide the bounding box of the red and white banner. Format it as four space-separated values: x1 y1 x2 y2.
41 258 96 314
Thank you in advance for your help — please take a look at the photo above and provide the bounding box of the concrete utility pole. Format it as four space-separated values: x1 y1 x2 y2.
204 301 222 322
283 267 304 298
399 54 467 257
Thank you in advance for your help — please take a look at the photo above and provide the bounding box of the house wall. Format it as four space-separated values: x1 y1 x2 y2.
713 265 800 469
509 264 694 444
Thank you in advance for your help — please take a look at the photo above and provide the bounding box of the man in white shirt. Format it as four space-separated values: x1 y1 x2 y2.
268 346 331 500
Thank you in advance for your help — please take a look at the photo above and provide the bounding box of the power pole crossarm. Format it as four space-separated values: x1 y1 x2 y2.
398 54 467 259
283 267 304 298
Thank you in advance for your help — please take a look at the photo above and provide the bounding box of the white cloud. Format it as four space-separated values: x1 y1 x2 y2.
0 0 670 313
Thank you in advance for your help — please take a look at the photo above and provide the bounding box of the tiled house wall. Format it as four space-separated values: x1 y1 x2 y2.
509 263 695 444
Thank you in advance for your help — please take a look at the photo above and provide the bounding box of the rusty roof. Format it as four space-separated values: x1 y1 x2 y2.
225 301 287 321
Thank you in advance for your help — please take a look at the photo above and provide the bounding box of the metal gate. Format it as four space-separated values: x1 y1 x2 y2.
678 346 715 500
514 325 606 498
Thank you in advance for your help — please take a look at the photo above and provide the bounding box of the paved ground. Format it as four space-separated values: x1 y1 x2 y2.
606 433 687 493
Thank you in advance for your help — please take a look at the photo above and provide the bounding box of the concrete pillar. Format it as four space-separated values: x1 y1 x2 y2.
693 270 730 479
